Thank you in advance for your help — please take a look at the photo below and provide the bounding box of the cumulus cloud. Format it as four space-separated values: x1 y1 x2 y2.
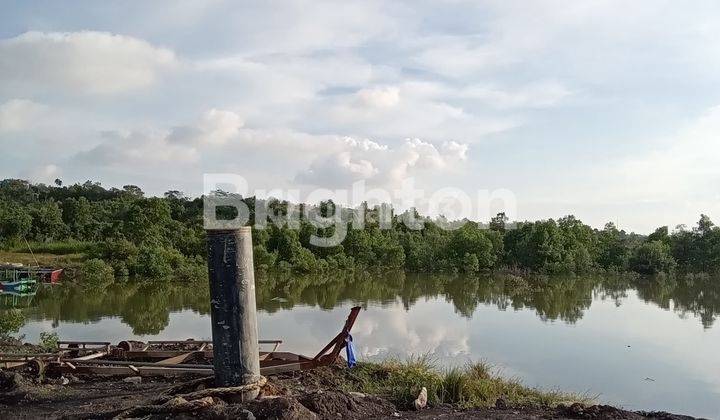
0 31 177 94
0 99 47 132
74 109 247 167
296 151 379 186
75 129 199 166
296 136 469 188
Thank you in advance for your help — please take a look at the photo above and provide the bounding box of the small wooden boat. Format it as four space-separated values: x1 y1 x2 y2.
0 278 37 293
0 264 63 285
35 268 64 284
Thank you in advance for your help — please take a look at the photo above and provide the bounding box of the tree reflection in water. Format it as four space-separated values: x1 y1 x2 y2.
8 272 720 335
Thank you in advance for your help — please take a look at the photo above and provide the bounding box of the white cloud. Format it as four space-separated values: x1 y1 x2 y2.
169 109 243 146
617 105 720 201
441 141 469 161
75 129 199 167
75 109 246 168
296 151 378 186
18 164 61 184
0 99 47 132
4 1 720 232
413 39 512 78
462 81 573 109
296 136 469 188
342 137 388 152
320 82 517 142
0 31 177 95
521 104 720 232
356 86 400 108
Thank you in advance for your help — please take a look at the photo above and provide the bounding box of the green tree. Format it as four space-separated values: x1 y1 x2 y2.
629 241 676 274
0 201 32 243
596 223 629 270
28 201 68 241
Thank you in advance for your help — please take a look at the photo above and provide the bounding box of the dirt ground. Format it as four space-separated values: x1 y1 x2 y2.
0 366 703 420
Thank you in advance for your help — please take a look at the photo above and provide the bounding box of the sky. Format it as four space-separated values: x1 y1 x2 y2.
1 0 719 233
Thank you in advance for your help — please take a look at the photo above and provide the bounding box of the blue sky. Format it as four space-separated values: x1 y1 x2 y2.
1 0 719 233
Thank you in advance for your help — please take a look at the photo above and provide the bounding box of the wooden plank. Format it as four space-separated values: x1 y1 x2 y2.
69 351 108 361
59 341 111 346
147 340 212 345
156 352 195 365
51 356 324 377
54 365 214 377
260 361 317 375
1 361 28 369
123 350 214 359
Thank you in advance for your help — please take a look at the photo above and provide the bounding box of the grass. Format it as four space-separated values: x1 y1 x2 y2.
0 250 84 268
6 240 94 255
342 356 592 410
0 241 91 269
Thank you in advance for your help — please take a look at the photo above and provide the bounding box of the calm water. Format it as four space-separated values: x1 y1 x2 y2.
4 273 720 418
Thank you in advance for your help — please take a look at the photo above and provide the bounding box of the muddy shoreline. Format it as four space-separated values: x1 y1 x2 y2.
0 365 702 420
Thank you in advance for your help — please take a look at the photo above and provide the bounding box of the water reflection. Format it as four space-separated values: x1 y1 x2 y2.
3 273 719 337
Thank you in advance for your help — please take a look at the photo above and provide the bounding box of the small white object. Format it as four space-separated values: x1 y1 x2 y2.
413 386 427 410
123 376 142 384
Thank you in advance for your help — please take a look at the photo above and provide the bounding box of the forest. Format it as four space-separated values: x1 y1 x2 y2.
0 178 718 280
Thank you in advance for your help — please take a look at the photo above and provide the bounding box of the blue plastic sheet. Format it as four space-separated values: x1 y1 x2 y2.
345 334 357 368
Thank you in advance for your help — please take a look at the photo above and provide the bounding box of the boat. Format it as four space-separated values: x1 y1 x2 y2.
34 267 64 284
0 264 63 285
0 278 37 293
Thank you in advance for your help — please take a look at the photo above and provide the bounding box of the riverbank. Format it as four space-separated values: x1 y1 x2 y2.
0 347 700 420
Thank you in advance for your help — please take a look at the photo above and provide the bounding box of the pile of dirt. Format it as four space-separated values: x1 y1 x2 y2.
0 337 44 354
298 390 397 419
0 367 704 420
0 370 68 405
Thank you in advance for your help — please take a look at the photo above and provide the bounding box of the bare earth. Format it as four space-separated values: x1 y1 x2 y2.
0 366 704 420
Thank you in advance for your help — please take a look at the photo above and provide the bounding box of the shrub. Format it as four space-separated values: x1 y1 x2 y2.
80 258 115 287
253 245 277 271
39 331 59 351
629 240 676 275
131 245 183 278
0 309 25 339
176 255 208 281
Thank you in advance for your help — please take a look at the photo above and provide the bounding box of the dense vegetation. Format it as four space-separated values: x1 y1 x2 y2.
1 178 719 279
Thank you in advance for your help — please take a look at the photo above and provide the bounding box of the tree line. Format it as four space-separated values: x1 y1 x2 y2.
0 178 718 278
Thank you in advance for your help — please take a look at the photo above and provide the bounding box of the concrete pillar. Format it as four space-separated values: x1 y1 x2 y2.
206 226 260 399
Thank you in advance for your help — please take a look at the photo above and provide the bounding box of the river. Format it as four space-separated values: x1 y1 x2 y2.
4 273 720 418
